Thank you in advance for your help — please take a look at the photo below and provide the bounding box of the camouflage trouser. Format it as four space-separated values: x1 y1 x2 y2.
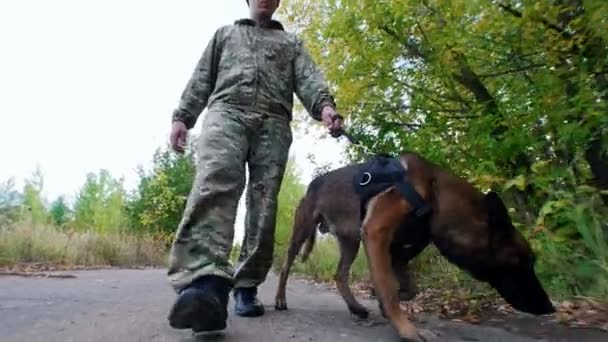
167 104 292 292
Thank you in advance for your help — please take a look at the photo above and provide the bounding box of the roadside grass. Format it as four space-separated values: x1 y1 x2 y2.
0 221 168 268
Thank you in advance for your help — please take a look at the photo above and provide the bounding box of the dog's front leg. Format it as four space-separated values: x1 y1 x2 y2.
362 189 422 342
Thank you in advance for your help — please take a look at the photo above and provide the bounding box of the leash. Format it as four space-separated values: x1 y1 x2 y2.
330 114 376 157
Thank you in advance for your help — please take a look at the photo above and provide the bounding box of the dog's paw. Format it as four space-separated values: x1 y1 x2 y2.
417 329 439 342
398 326 434 342
274 297 288 311
400 336 424 342
350 306 370 320
378 302 387 318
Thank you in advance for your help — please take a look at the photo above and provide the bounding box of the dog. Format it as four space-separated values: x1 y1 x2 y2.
277 152 555 342
274 159 416 320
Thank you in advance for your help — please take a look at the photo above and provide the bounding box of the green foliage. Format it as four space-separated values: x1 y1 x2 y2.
0 178 22 226
73 169 128 233
0 138 195 267
272 158 307 272
49 196 71 227
280 0 608 298
230 243 242 264
0 139 196 268
126 143 196 234
21 167 49 225
531 183 608 297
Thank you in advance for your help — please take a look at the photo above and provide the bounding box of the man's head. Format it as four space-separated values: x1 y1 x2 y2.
247 0 280 21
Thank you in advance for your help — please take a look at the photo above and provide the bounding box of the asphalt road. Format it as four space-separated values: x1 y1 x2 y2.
0 269 605 342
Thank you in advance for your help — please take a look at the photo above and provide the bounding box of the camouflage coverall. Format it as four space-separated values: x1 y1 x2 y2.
168 19 336 292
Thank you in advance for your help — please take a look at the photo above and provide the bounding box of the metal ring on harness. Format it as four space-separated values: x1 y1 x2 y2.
360 172 372 186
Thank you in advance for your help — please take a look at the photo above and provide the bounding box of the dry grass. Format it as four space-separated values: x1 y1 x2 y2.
0 221 168 268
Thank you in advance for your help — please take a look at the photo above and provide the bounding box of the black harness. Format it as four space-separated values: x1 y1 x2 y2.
353 155 432 219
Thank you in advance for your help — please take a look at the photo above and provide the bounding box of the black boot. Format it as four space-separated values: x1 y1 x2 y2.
233 287 265 317
168 275 232 332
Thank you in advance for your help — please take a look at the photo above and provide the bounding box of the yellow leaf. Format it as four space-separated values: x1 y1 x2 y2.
503 175 526 191
531 160 549 173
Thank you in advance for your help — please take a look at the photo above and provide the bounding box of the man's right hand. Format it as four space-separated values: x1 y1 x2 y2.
170 121 188 154
320 106 344 138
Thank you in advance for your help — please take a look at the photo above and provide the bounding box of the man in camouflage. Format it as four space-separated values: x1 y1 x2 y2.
167 0 343 333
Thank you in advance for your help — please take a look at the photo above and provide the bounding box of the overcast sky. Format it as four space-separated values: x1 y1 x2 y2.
0 0 347 242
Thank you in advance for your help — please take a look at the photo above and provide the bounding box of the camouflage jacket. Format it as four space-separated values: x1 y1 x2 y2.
172 18 336 129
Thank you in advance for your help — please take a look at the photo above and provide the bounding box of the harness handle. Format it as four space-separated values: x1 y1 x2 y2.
359 172 372 186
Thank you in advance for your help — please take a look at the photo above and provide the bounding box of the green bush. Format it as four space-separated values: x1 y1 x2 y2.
272 159 307 272
126 144 196 234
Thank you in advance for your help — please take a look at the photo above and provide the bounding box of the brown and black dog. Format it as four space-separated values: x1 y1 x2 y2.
274 159 416 320
276 151 555 342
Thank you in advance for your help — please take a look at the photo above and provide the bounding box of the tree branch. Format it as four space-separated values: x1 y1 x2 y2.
477 63 547 78
400 122 423 129
364 101 466 117
439 114 481 119
585 133 608 190
498 2 574 39
451 53 499 115
415 19 432 48
380 25 425 59
593 68 608 76
497 3 522 18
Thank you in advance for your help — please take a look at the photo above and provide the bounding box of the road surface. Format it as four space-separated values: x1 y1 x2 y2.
0 269 605 342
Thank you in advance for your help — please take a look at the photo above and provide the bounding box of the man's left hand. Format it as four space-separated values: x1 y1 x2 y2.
321 106 343 137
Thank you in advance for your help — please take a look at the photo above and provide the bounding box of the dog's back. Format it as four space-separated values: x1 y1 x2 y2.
301 152 447 236
305 164 363 227
293 163 366 260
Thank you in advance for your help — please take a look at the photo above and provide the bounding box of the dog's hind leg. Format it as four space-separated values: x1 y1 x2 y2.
362 188 423 342
275 198 317 311
335 236 369 319
274 226 311 311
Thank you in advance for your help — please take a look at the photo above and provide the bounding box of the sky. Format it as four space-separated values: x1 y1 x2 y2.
0 0 348 242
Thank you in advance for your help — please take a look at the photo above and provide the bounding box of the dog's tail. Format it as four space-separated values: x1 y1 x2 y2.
292 194 318 263
301 224 316 262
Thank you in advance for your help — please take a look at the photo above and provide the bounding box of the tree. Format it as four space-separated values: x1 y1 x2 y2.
0 177 22 226
73 169 128 232
50 196 71 227
21 167 49 225
126 141 197 234
280 0 607 185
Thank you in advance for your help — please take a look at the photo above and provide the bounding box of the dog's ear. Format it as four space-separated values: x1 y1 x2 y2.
485 191 513 231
